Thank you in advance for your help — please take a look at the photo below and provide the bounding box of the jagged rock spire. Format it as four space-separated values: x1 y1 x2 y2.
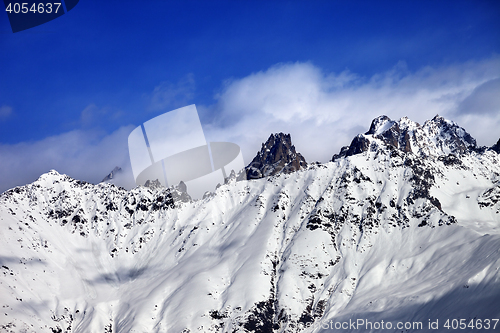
246 133 307 179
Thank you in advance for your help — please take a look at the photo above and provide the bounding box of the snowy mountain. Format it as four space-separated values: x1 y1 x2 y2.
1 116 500 333
332 115 480 161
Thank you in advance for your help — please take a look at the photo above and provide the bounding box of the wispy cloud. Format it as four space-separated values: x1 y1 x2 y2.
0 105 13 120
1 58 499 193
0 126 135 193
80 103 123 127
145 74 195 112
204 57 500 163
457 78 500 116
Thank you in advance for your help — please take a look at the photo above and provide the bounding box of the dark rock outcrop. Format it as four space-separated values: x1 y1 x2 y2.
245 133 307 180
332 135 371 161
143 179 163 189
490 139 500 154
102 166 123 182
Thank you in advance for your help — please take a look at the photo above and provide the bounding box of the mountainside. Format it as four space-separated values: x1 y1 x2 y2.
1 116 500 333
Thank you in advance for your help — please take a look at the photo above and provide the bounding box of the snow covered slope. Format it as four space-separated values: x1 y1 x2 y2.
1 116 499 333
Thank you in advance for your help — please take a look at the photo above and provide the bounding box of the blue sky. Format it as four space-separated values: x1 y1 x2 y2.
0 0 499 191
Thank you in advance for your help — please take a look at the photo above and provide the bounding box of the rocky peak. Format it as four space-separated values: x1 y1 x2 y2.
333 115 478 161
365 115 395 135
246 133 307 179
102 166 123 182
143 179 163 189
421 115 477 154
367 115 414 153
490 139 500 154
142 179 191 202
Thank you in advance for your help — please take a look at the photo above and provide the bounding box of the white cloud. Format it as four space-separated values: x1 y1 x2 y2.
80 103 123 127
0 126 136 193
457 78 500 115
2 59 499 193
146 74 195 111
0 105 13 120
204 57 500 164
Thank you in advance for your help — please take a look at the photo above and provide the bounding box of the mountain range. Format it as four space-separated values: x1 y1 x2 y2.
0 115 499 333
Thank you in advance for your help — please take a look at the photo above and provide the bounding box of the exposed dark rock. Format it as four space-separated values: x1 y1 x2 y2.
102 167 122 182
478 186 500 209
366 115 392 135
333 115 413 161
2 114 496 332
491 138 500 154
425 115 477 154
332 135 371 161
246 133 307 180
242 298 277 333
366 115 413 152
143 179 162 189
331 146 349 161
332 114 478 161
438 154 464 168
209 310 227 320
140 180 191 203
